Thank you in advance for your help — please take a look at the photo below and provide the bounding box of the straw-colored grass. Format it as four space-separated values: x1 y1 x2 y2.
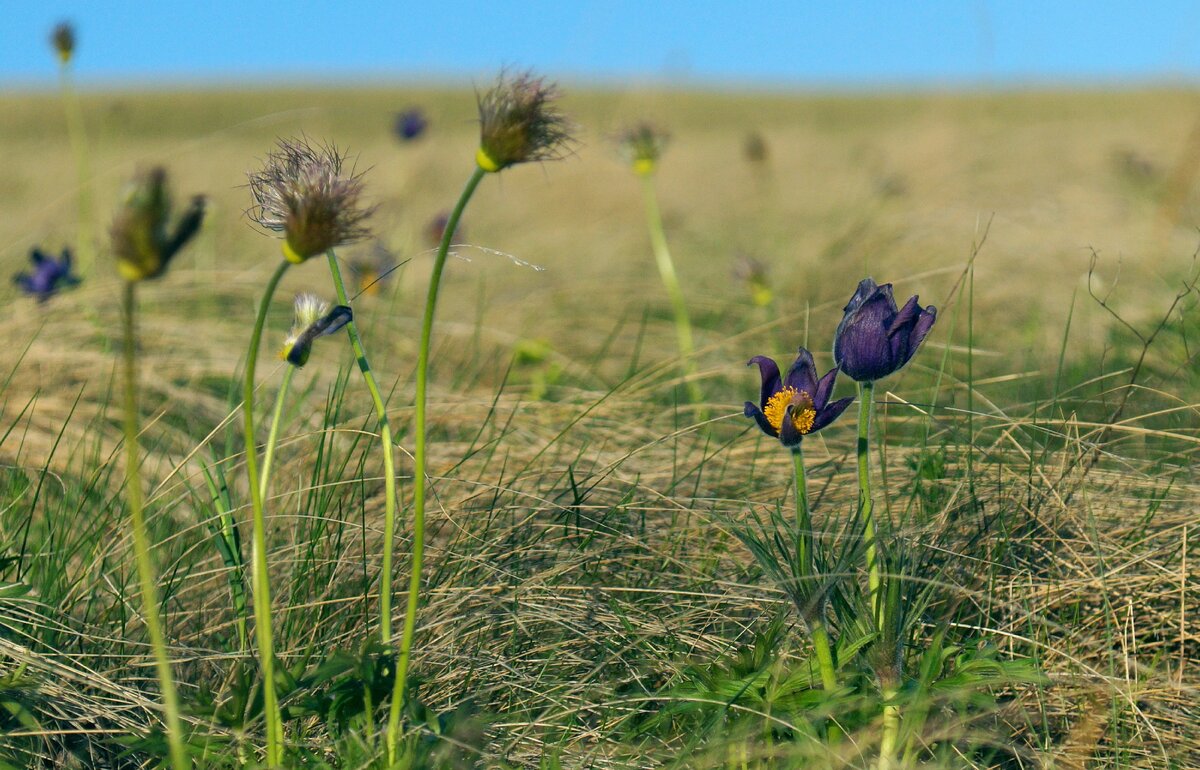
1 85 1198 767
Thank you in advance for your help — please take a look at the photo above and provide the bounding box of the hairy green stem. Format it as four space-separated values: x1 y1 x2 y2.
122 282 189 770
59 62 94 274
243 260 290 767
857 380 882 628
638 173 703 409
326 250 400 648
387 166 487 762
792 449 838 693
259 365 295 500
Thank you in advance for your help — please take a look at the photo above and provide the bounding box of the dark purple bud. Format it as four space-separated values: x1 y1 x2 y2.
833 278 936 382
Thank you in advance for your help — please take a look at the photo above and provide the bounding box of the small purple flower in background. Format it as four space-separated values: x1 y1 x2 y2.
744 348 854 448
394 107 428 142
833 278 937 382
14 247 80 302
425 210 464 247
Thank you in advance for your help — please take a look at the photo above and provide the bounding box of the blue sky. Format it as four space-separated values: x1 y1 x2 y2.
5 1 1200 88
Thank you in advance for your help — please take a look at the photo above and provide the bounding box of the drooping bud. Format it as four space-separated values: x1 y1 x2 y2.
280 293 352 367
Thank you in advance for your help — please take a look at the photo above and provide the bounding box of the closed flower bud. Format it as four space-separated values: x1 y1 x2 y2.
617 122 669 176
248 138 373 264
475 70 574 173
51 22 75 65
833 278 936 382
110 167 206 282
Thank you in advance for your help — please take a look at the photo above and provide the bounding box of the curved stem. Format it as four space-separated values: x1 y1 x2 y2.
122 282 189 770
326 250 400 647
243 260 290 767
792 448 838 693
638 173 703 410
387 165 487 762
259 364 295 500
857 380 882 628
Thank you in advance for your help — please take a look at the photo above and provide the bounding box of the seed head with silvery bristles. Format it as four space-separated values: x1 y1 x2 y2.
475 70 574 173
247 138 373 264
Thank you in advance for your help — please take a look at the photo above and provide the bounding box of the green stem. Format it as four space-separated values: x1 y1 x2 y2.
387 166 487 762
122 283 189 770
879 689 901 770
59 62 94 275
857 380 882 628
638 173 703 409
243 260 290 767
259 364 295 500
792 449 838 693
326 250 400 648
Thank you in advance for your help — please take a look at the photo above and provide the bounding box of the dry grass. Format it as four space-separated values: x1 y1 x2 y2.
0 85 1199 767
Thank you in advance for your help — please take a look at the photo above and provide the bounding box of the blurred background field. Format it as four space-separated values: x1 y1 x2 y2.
1 77 1199 769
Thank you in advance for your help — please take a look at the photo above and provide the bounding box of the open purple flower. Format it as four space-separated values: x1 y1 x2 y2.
394 107 428 142
833 278 936 382
13 247 80 302
744 348 854 448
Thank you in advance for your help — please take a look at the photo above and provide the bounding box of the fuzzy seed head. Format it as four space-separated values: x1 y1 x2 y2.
617 122 669 176
476 70 574 172
51 22 75 64
247 138 373 263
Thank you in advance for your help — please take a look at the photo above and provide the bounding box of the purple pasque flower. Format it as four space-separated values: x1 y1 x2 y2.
394 107 428 142
833 278 936 382
744 348 854 448
13 247 80 302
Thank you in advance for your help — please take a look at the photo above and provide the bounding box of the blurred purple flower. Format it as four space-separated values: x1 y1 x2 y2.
425 211 464 247
833 278 936 382
394 107 428 142
744 348 854 449
13 247 80 302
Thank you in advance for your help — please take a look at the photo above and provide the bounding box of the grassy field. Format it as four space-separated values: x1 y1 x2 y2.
1 84 1198 768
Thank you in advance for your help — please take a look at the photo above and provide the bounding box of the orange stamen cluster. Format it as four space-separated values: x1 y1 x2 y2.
762 387 817 435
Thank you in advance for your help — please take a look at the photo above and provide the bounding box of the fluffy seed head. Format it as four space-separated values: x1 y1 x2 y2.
616 122 669 176
110 167 206 282
51 22 75 64
476 70 574 172
247 138 373 263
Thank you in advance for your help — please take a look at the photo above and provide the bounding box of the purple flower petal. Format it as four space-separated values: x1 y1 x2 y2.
779 404 805 447
783 348 818 396
842 277 879 315
887 295 922 337
909 305 937 356
747 355 781 408
813 366 839 410
811 396 855 432
744 401 777 437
